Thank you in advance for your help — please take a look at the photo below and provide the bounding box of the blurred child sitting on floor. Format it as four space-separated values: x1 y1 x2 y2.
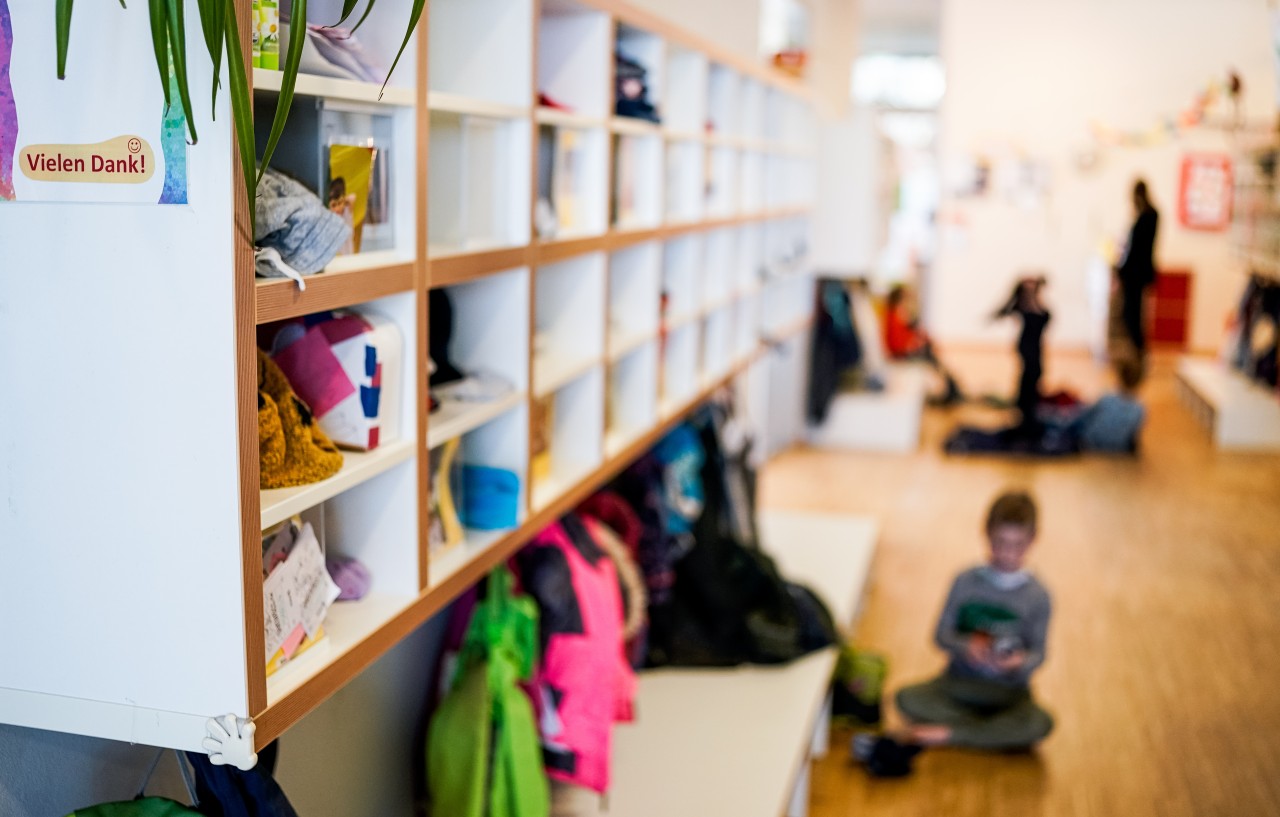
1066 355 1145 453
854 491 1053 776
883 284 963 406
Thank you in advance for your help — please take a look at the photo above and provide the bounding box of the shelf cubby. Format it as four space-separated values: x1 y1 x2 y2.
428 402 529 588
665 138 706 224
609 242 662 361
429 0 533 110
428 268 530 449
661 322 701 415
737 224 765 295
428 110 532 256
740 151 766 215
537 123 610 240
531 367 605 511
707 63 741 139
615 24 665 124
740 80 766 142
278 0 418 95
761 273 816 339
662 235 704 329
259 290 418 530
612 132 664 230
702 306 734 384
734 293 760 362
538 0 611 119
252 92 417 267
534 254 607 396
607 342 660 458
702 228 737 312
664 45 708 137
706 145 740 218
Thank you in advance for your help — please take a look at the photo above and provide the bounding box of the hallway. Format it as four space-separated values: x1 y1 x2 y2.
761 352 1280 816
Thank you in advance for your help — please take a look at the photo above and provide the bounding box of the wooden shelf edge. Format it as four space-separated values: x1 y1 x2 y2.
255 261 416 324
429 246 536 288
425 212 814 280
535 234 611 264
250 350 766 747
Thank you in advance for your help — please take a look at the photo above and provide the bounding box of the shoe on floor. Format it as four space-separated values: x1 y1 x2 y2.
851 734 922 778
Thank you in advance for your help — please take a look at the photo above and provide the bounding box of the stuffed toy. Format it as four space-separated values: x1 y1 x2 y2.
258 350 344 489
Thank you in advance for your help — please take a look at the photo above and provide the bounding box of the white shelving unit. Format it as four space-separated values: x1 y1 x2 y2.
2 0 819 760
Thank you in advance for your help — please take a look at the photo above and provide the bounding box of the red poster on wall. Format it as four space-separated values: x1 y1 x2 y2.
1179 153 1233 231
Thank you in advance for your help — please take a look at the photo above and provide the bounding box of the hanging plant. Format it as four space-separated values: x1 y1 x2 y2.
53 0 425 233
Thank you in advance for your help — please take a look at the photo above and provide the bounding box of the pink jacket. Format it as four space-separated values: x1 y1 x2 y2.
519 515 636 794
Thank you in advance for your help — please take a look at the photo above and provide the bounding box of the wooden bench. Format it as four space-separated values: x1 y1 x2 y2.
594 511 879 817
1175 356 1280 450
807 363 928 453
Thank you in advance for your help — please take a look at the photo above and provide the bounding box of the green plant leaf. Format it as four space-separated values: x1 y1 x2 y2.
196 0 226 116
56 0 73 78
165 0 198 144
255 0 306 185
224 0 257 237
147 0 171 107
331 0 360 27
380 0 424 100
351 0 377 33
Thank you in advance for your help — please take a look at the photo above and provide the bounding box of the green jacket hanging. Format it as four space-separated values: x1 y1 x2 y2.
69 797 203 817
427 567 549 817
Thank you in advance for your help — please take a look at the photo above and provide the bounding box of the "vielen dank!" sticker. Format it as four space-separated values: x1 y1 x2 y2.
19 135 156 184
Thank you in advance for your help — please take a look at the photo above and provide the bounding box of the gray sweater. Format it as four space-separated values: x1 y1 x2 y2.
935 566 1051 687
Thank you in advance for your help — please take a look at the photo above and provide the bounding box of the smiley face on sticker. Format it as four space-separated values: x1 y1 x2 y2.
127 138 142 154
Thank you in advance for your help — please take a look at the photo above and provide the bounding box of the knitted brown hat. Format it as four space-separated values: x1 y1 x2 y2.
258 350 344 489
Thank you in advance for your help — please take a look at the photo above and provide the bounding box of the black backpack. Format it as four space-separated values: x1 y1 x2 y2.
646 406 836 667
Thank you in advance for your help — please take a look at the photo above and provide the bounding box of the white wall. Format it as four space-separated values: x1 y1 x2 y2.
629 0 762 61
631 0 857 118
931 0 1276 352
813 108 884 273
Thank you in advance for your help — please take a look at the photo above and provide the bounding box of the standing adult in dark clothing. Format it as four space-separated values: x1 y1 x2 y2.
1115 180 1159 357
994 277 1051 436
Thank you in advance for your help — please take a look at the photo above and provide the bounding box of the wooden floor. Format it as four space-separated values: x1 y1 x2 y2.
760 350 1280 817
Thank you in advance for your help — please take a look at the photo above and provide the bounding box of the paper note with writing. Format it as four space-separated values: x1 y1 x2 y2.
262 522 341 660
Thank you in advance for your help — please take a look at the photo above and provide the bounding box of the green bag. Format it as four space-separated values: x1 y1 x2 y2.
70 797 202 817
832 644 888 725
427 567 549 817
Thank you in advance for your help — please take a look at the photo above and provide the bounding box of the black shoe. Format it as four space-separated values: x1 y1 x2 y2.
851 735 923 778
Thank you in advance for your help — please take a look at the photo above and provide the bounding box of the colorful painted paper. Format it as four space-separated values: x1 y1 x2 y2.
1 2 188 205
